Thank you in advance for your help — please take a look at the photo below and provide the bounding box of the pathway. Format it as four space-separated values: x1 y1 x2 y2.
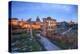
36 34 61 50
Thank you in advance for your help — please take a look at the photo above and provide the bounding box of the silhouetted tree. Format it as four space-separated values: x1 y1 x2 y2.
36 16 40 22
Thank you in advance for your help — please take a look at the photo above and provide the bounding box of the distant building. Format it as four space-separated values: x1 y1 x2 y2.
9 17 42 30
42 17 57 37
68 21 78 30
69 21 75 27
9 18 19 26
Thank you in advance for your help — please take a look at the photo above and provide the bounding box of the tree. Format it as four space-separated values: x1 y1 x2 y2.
36 16 40 22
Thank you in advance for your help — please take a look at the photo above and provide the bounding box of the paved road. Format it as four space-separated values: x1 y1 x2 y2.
36 34 61 51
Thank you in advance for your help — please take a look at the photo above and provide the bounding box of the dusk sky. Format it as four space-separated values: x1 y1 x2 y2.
10 1 78 22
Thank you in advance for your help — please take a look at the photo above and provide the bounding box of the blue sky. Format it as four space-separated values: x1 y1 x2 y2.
10 1 78 22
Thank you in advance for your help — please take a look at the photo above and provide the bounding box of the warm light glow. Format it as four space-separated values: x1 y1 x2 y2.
10 20 41 29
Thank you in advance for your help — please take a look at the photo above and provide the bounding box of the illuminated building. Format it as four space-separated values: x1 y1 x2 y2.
42 17 57 37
